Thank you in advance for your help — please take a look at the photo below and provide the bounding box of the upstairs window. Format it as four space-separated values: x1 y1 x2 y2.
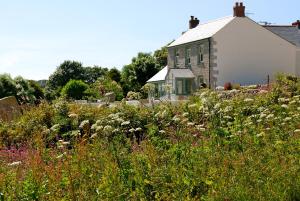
185 47 191 67
198 45 204 64
174 49 179 68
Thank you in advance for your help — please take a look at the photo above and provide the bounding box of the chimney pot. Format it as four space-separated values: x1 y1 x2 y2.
189 16 200 29
233 2 246 17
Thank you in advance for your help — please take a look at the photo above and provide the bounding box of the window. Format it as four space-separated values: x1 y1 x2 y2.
174 49 179 68
198 45 204 64
185 47 191 67
176 79 192 95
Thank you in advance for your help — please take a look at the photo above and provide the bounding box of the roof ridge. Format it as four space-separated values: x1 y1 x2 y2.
198 15 235 26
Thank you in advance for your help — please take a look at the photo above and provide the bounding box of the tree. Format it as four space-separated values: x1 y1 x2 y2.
61 80 89 100
83 66 108 84
0 74 17 99
121 53 160 94
14 76 35 103
108 68 121 83
48 61 85 89
28 80 45 100
154 46 168 68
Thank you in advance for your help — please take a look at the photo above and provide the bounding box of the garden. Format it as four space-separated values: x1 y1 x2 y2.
0 74 299 200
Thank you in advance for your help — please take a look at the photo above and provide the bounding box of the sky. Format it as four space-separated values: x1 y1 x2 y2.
0 0 299 80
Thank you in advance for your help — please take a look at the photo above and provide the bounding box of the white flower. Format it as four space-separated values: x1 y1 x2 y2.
121 121 130 126
96 126 103 132
244 98 254 103
182 112 189 117
294 129 300 134
50 124 60 132
8 161 22 166
129 128 135 133
266 114 274 119
68 113 78 118
257 132 265 137
90 133 98 139
284 117 292 122
103 125 113 132
214 103 221 110
113 128 120 133
260 113 267 119
188 104 197 109
56 152 67 159
281 104 288 109
224 106 233 113
172 116 180 122
79 120 90 129
159 130 166 134
135 127 142 132
187 122 195 127
62 141 70 145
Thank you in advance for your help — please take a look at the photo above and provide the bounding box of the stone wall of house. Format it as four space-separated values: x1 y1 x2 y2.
0 96 21 121
167 38 215 89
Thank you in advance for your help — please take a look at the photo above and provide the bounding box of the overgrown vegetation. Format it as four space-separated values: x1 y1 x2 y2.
0 75 299 200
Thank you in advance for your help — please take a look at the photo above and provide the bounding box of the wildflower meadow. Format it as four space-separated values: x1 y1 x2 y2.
0 75 300 200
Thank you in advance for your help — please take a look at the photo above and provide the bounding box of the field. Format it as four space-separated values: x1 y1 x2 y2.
0 75 300 200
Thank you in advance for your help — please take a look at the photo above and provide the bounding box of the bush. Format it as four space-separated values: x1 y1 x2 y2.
61 80 89 100
94 77 123 101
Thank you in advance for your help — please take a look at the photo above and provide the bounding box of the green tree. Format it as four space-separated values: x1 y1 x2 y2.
121 53 160 94
0 74 17 99
154 46 168 68
61 80 89 100
28 80 45 100
83 66 108 84
108 68 121 83
48 61 84 89
14 76 35 103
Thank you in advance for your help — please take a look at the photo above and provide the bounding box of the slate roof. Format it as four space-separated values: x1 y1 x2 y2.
147 66 168 82
168 68 195 78
264 26 300 47
168 16 235 47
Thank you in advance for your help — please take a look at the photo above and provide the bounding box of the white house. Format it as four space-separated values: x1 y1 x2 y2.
147 2 300 99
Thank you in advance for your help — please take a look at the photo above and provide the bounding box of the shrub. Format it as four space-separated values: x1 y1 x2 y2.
61 80 89 100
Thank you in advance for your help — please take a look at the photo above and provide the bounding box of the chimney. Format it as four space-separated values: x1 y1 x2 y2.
233 2 246 17
292 20 300 29
189 16 200 29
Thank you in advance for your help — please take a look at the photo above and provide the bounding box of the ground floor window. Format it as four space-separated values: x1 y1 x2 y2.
176 79 192 95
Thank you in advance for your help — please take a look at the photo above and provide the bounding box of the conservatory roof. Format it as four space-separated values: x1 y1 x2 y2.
147 66 168 82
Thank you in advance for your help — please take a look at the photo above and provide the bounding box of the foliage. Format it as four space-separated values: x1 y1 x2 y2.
61 80 89 100
94 77 123 101
126 91 142 100
83 66 108 84
154 46 168 68
48 60 85 90
28 80 45 100
121 53 161 94
0 75 300 200
108 68 121 83
0 74 17 99
0 74 39 104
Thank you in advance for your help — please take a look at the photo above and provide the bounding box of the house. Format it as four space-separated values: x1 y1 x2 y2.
147 2 300 99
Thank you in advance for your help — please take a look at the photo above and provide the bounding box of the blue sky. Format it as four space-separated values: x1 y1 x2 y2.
0 0 299 80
